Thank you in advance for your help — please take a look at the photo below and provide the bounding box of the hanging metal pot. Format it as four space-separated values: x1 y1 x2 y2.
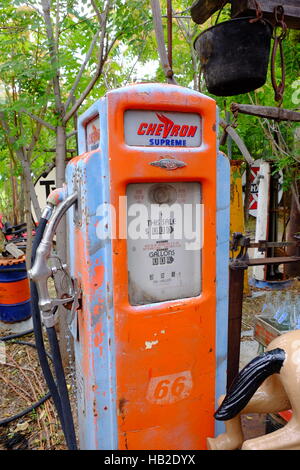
194 17 273 96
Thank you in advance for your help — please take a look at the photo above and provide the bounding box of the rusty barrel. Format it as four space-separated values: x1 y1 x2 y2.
0 257 31 323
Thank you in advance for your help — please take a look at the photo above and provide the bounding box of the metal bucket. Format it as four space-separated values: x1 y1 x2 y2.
0 257 31 323
194 17 273 96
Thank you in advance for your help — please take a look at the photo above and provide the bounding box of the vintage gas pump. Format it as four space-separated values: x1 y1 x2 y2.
30 83 230 450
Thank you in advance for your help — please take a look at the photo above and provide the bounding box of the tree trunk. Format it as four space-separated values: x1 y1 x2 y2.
55 124 70 366
150 0 178 84
9 160 19 225
23 172 32 270
19 176 25 223
16 149 41 221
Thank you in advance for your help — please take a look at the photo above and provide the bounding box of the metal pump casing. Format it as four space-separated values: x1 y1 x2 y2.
66 83 230 449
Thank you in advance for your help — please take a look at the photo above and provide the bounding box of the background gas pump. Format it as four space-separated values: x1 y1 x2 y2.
31 83 230 450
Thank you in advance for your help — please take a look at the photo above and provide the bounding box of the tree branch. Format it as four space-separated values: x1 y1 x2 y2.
0 111 42 220
291 181 300 214
20 108 56 132
91 0 104 24
219 118 254 165
65 28 101 111
66 130 77 140
40 0 63 115
150 0 177 84
63 0 112 124
175 16 199 90
26 84 53 160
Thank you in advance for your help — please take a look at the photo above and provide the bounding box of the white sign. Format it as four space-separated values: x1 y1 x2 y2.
32 167 56 222
86 115 100 151
242 159 283 218
127 182 202 305
124 110 201 147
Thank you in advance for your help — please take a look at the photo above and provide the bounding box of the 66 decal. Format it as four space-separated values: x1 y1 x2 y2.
146 370 193 405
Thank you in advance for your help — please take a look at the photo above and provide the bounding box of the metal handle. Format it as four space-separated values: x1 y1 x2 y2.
29 192 78 327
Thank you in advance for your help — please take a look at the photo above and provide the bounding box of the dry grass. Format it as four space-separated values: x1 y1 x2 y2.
0 331 77 450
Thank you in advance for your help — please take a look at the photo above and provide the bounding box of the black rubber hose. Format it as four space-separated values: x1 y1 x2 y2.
0 330 33 341
30 218 67 436
46 327 77 450
0 392 51 427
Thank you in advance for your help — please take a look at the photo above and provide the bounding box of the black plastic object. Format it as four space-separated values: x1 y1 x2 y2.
214 347 285 421
194 17 273 96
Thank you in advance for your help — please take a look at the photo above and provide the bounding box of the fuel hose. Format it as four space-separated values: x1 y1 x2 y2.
30 212 77 450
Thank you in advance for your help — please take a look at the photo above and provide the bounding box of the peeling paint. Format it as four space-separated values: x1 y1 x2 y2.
145 340 159 350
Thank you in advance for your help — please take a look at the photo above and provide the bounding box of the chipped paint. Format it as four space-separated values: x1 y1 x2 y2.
92 264 104 287
47 187 65 206
145 340 159 350
66 95 118 450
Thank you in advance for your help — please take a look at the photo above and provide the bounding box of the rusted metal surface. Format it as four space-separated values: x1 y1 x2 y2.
247 256 300 266
254 315 288 348
227 260 247 390
251 240 299 250
231 0 300 30
230 232 300 266
270 6 287 104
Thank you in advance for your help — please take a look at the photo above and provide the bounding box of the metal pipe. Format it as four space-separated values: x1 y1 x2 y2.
167 0 172 69
227 260 247 391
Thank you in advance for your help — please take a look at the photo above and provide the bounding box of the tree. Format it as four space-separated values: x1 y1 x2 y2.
0 0 154 360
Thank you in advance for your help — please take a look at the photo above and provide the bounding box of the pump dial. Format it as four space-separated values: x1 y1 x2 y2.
148 184 177 205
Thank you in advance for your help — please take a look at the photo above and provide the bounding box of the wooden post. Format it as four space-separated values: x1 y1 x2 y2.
285 185 300 277
191 0 229 24
227 260 247 390
231 0 300 30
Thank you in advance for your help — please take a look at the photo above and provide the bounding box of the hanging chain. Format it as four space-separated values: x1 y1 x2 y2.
249 1 263 23
271 6 287 106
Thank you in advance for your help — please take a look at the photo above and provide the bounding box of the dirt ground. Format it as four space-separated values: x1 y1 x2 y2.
0 330 76 450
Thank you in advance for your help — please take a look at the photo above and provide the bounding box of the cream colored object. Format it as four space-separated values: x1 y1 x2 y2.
253 161 270 281
208 330 300 450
